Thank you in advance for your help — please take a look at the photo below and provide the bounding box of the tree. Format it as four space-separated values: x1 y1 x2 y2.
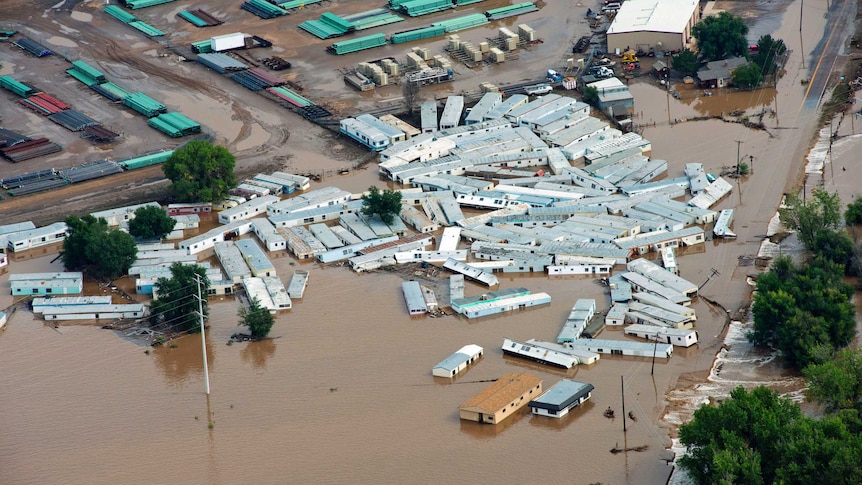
162 140 237 203
671 49 699 74
361 186 402 225
238 297 275 339
779 190 842 251
731 63 764 89
128 206 177 240
804 348 862 413
149 263 209 334
582 85 599 107
62 215 137 280
751 35 787 75
844 195 862 225
737 162 750 176
692 12 749 61
403 80 420 116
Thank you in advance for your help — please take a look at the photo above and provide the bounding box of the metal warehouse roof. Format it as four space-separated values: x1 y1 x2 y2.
529 379 594 409
607 0 699 35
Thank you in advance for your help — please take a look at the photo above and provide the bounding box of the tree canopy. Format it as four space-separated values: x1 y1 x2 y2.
671 49 699 74
751 35 787 76
679 386 862 485
804 347 862 414
238 297 275 339
582 85 599 107
149 263 210 334
361 186 403 225
844 195 862 225
162 140 237 203
692 12 749 61
779 190 842 252
750 256 855 369
128 206 177 240
62 215 137 280
732 63 764 89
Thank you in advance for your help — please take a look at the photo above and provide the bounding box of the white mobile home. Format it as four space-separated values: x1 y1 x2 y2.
214 241 252 283
432 344 484 378
5 222 68 253
567 338 673 359
41 303 146 321
402 281 427 315
235 239 276 277
624 324 699 348
218 195 279 224
251 218 287 251
91 202 160 227
340 117 391 151
501 338 578 369
287 270 309 299
420 101 438 133
439 95 465 130
529 379 594 419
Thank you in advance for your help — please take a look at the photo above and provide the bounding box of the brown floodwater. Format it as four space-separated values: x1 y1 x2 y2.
1 0 858 483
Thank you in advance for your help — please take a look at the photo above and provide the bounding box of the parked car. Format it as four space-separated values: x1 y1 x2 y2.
524 84 553 95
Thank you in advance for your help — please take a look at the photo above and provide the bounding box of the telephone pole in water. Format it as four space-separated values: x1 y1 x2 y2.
196 275 210 395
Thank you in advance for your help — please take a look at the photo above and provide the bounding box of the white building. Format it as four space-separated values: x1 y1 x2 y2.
606 0 700 54
218 195 279 224
432 344 484 378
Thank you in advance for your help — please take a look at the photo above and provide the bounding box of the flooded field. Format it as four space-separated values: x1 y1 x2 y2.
1 0 861 483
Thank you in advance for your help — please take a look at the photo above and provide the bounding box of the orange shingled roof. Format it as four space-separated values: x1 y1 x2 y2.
459 372 543 414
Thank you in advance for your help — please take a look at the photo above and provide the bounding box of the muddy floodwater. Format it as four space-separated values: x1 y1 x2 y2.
1 0 860 483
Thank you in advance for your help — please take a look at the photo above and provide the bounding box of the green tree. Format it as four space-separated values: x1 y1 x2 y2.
844 195 862 225
810 228 853 267
779 190 842 251
238 297 275 339
128 206 177 240
731 63 764 89
751 35 787 75
582 85 599 107
149 263 209 334
692 12 749 61
62 215 137 280
162 140 237 203
361 186 402 225
671 49 699 74
804 348 862 413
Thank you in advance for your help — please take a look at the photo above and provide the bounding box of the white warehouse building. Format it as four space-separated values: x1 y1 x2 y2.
606 0 700 54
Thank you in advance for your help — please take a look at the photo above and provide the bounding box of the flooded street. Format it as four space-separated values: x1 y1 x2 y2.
1 0 861 483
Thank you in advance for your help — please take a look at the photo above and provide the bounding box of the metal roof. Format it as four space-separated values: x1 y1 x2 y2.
529 379 594 410
607 0 699 35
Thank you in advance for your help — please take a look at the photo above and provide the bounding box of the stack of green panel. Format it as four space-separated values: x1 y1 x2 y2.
147 112 201 137
345 10 404 31
71 61 107 84
128 21 165 37
455 0 485 5
246 0 288 17
390 25 446 44
99 82 132 100
0 75 35 97
400 0 454 17
117 150 175 170
123 0 176 9
104 5 138 23
191 40 213 53
431 13 489 33
327 33 387 55
388 0 413 8
123 92 167 118
278 0 322 9
485 2 538 20
299 12 355 39
178 10 208 27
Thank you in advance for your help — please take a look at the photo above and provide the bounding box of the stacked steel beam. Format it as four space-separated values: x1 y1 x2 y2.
231 69 285 91
0 169 56 189
0 138 62 162
83 125 120 143
19 92 70 116
59 160 124 183
48 110 100 131
12 37 52 57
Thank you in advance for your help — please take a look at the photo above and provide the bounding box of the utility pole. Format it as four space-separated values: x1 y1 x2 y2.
749 155 754 174
735 140 743 175
800 0 804 32
196 275 210 395
651 332 659 375
621 375 627 433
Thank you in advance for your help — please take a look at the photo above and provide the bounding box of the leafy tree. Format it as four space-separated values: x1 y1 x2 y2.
751 35 787 75
804 347 862 413
844 195 862 225
731 63 764 89
128 206 177 240
162 140 237 203
361 186 402 225
737 162 750 176
582 85 599 107
750 257 855 369
238 297 275 339
779 190 842 251
62 215 137 280
810 228 853 267
692 12 749 61
149 263 209 334
671 49 699 74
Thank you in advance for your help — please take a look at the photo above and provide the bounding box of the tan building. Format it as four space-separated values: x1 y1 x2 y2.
606 0 700 54
459 372 543 424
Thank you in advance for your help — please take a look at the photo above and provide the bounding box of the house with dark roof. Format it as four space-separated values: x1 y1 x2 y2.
529 379 595 418
697 56 748 88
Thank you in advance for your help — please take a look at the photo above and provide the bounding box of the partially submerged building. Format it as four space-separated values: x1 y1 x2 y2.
10 272 83 296
459 372 543 424
432 344 484 378
529 379 595 419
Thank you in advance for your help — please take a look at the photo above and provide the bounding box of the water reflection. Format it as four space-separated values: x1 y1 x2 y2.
239 338 277 370
152 332 216 387
528 399 595 431
459 408 528 439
